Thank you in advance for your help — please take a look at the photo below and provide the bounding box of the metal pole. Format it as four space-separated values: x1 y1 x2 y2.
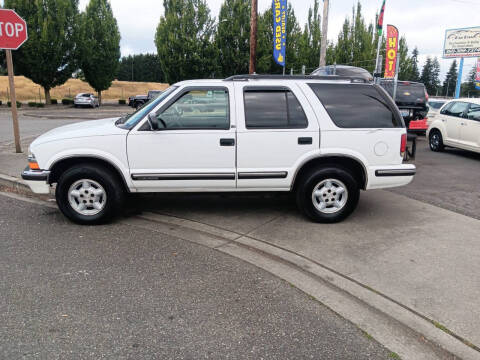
319 0 329 67
249 0 258 74
392 52 400 102
6 50 21 153
455 57 464 99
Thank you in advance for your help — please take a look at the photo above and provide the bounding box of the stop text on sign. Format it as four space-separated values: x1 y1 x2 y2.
384 25 399 79
0 9 28 50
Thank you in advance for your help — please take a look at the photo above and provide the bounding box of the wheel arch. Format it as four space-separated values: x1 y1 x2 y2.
48 156 130 192
292 155 368 191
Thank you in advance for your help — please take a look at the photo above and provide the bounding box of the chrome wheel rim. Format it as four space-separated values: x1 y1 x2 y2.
68 179 107 216
431 133 440 149
312 179 348 214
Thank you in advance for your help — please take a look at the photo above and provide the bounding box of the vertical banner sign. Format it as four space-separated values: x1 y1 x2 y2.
273 0 287 67
475 58 480 90
384 25 399 79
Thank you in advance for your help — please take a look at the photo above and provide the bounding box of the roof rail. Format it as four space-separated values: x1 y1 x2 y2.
223 74 368 83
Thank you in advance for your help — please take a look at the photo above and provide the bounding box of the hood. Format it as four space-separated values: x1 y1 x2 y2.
31 117 127 147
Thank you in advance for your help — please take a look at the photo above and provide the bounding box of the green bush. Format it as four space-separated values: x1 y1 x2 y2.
0 100 3 106
118 99 126 105
36 103 45 108
7 101 22 108
28 102 37 107
62 98 73 105
50 99 58 105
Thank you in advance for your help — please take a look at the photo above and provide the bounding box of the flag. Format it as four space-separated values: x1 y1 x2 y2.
475 58 480 90
273 0 287 67
377 0 386 36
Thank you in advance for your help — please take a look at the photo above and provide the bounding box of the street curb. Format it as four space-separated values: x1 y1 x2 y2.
0 173 51 200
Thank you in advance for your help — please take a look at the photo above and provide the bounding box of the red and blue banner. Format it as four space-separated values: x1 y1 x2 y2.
273 0 287 67
475 58 480 90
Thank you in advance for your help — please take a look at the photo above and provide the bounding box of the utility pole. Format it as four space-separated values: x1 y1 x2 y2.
6 50 21 153
249 0 258 74
319 0 329 67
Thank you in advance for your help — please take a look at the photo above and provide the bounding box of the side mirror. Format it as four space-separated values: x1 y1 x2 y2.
147 113 159 131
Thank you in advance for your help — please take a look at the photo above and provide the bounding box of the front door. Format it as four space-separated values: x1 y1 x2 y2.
441 101 469 143
127 86 237 191
461 103 480 149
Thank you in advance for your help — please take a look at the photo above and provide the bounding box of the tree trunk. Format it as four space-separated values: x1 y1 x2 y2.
98 91 102 105
44 88 51 105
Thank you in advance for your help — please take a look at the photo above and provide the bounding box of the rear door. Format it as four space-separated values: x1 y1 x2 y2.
234 82 319 189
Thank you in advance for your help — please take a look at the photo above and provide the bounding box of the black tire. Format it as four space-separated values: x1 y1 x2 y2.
296 167 360 223
55 164 125 225
429 129 444 152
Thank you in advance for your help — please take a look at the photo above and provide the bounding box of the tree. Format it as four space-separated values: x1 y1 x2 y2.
297 0 321 71
155 0 216 83
442 60 458 97
4 0 79 104
215 0 251 77
117 54 164 83
79 0 120 104
461 66 480 98
431 57 441 95
410 47 420 81
398 37 414 81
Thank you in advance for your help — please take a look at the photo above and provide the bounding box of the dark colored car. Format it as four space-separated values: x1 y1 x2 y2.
380 80 429 133
129 90 163 108
311 65 374 82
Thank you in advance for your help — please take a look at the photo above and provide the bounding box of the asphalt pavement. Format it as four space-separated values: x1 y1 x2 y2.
0 194 393 359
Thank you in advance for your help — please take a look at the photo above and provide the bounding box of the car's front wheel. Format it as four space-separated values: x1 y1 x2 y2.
296 167 360 223
429 129 444 152
56 164 125 225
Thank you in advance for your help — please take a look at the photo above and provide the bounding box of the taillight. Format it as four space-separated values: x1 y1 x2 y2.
400 133 407 157
425 90 429 102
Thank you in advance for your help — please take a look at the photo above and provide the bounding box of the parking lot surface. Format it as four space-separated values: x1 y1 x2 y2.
0 195 392 359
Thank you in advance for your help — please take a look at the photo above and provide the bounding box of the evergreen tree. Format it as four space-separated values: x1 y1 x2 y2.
215 0 251 77
398 37 414 81
297 0 321 71
80 0 121 104
410 47 420 81
155 0 216 83
4 0 79 104
421 57 433 94
431 57 441 96
442 60 458 97
461 66 480 98
117 54 164 83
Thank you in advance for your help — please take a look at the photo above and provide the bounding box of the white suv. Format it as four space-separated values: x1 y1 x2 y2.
22 75 415 224
427 98 480 153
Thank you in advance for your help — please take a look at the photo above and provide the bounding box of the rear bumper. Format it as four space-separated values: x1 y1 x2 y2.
367 164 416 190
21 167 51 194
409 118 428 132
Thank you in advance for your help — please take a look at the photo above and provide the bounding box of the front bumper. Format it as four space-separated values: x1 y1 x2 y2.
21 167 51 194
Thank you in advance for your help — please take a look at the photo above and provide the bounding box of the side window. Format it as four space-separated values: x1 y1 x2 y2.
444 102 469 118
308 83 402 128
157 89 229 130
467 103 480 121
440 102 453 115
243 89 308 129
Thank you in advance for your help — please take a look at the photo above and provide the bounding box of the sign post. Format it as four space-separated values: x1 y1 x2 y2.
0 9 28 153
443 26 480 99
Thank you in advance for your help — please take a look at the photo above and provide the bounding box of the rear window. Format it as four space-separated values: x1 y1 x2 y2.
308 83 403 128
244 89 308 129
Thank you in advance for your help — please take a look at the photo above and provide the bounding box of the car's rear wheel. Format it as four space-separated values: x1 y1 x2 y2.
296 167 360 223
429 129 444 152
55 164 125 225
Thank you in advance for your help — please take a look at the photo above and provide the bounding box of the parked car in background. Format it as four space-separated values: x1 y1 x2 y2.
311 65 374 82
129 90 164 108
426 98 449 126
21 74 415 225
428 98 480 154
380 80 429 134
74 93 99 108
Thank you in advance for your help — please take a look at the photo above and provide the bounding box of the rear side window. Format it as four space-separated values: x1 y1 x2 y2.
244 89 308 129
308 83 402 128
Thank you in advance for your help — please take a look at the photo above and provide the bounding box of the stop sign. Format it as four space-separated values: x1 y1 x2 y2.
0 9 27 50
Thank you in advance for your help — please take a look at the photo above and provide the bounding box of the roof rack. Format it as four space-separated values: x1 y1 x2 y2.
223 74 369 83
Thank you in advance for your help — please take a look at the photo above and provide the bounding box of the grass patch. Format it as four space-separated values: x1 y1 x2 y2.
389 352 401 359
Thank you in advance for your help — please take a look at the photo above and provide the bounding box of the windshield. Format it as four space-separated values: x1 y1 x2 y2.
429 101 445 109
119 86 178 129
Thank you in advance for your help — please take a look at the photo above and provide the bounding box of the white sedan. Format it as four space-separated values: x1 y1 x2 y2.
74 93 99 108
427 98 480 153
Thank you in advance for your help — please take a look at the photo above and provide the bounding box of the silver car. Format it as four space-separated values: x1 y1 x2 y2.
74 93 99 108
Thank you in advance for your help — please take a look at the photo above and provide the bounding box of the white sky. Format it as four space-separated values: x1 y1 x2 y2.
7 0 480 81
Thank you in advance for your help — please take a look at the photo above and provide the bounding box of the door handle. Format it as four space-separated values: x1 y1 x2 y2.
220 138 235 146
298 137 313 145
